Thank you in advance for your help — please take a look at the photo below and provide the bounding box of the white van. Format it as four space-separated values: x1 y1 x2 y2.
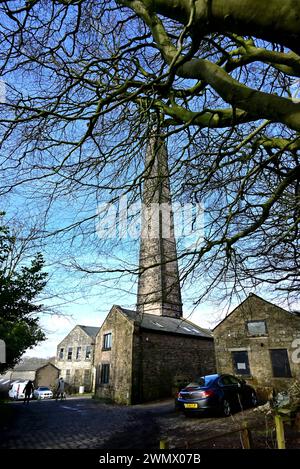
8 381 32 400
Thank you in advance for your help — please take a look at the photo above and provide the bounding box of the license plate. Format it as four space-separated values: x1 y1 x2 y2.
184 403 198 409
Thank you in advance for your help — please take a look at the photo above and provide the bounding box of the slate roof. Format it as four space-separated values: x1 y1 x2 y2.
116 306 213 339
13 360 55 372
78 325 100 338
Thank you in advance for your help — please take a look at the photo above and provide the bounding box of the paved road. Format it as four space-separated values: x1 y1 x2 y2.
0 397 173 449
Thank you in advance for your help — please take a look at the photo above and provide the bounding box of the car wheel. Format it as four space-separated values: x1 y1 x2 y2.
222 399 231 417
250 391 258 408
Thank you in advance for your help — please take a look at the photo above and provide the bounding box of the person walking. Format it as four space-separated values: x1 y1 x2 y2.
23 380 34 404
56 377 65 401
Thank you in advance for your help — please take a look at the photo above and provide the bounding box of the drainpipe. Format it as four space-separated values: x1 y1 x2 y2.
91 341 96 394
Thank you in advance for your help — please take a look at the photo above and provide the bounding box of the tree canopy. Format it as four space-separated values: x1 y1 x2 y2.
0 215 47 373
0 0 299 304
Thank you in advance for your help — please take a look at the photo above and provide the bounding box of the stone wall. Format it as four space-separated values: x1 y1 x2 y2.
214 294 300 399
132 329 216 403
94 307 134 405
35 364 60 389
55 326 94 392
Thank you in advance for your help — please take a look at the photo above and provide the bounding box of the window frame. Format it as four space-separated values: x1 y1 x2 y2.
67 347 73 361
270 349 292 378
58 348 64 360
103 333 112 351
85 345 92 360
231 350 251 376
246 320 268 337
100 363 110 385
76 346 82 360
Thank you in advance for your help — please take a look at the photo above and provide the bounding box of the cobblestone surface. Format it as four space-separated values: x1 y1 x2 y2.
1 397 298 449
0 397 173 449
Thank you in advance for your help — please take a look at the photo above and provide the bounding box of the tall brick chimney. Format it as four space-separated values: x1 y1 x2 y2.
137 133 183 318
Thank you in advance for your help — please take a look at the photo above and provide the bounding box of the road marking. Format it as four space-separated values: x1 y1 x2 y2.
60 405 87 413
60 406 79 411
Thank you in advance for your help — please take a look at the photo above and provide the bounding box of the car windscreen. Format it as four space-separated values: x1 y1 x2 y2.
39 387 50 391
186 377 206 387
186 376 216 388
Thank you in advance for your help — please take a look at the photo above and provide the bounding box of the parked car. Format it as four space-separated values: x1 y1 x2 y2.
8 381 33 400
33 386 53 399
176 373 258 416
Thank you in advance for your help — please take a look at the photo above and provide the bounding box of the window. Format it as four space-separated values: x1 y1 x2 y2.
58 348 64 360
85 345 92 360
232 351 251 376
100 364 110 384
270 349 292 378
181 326 193 332
84 369 91 386
219 375 241 386
67 347 73 360
103 333 112 350
151 321 164 328
227 375 241 385
76 347 81 360
66 369 71 382
219 376 229 386
247 320 267 336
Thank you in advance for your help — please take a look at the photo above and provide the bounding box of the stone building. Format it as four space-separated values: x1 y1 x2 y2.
55 325 99 392
0 360 60 391
213 293 300 399
94 305 214 404
94 135 216 404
